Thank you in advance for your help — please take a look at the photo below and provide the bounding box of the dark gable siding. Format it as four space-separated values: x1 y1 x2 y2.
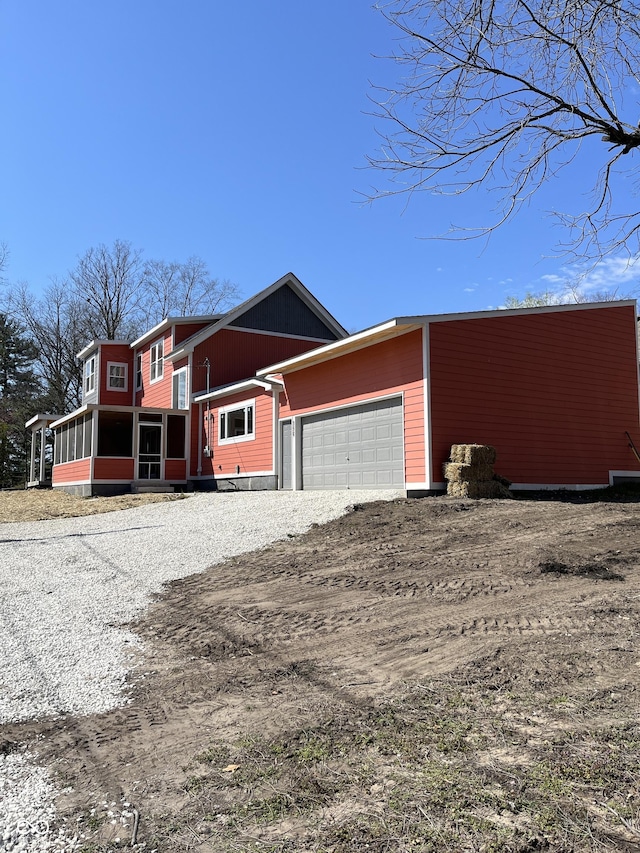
229 284 339 340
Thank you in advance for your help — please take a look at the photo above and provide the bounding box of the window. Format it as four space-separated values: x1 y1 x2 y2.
150 340 163 382
108 362 128 391
219 400 255 444
172 368 188 409
84 355 96 396
135 353 142 390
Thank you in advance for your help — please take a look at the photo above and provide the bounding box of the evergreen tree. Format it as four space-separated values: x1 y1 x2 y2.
0 314 43 486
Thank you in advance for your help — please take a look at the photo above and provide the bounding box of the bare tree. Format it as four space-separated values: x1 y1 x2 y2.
7 280 88 413
0 243 8 284
369 0 640 260
140 256 240 328
70 239 145 340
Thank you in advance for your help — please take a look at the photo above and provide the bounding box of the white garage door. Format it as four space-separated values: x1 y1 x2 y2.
301 398 404 489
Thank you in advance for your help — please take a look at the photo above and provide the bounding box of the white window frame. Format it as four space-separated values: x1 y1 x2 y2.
84 354 96 396
150 340 164 383
218 399 255 445
135 352 142 391
107 362 128 392
172 367 188 410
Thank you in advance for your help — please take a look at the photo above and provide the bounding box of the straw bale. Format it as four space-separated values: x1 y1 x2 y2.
447 479 512 499
443 461 495 483
449 444 496 466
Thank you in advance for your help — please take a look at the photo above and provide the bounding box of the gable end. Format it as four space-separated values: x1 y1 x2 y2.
229 283 339 340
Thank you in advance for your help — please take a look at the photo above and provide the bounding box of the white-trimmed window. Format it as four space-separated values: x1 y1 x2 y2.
107 362 128 391
84 354 96 396
219 400 255 444
135 353 142 390
150 340 164 382
172 368 188 409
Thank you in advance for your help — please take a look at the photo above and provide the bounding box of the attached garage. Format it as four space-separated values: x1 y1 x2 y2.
300 397 404 489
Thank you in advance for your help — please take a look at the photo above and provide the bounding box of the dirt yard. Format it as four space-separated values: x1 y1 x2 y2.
3 490 640 852
0 488 184 522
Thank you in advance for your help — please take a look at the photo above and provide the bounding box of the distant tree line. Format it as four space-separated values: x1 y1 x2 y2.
0 240 240 487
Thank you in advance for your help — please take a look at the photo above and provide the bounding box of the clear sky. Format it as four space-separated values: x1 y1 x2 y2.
1 1 638 332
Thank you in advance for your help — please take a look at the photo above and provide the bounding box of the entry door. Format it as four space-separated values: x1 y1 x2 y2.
138 423 162 480
280 420 292 489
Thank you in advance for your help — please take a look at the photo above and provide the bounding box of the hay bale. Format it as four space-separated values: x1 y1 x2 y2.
447 480 512 499
449 444 496 467
444 443 512 499
443 461 496 483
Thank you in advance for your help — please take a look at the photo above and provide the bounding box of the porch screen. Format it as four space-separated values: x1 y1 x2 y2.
166 415 186 459
97 411 133 457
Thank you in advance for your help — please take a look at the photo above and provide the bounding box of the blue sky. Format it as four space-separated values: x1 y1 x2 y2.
1 1 638 332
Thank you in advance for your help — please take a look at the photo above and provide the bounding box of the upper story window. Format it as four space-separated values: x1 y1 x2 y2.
219 400 255 444
150 340 164 382
172 368 188 409
84 354 96 396
107 362 128 391
135 353 142 391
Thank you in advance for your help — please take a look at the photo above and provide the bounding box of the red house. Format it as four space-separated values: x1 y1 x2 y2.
27 275 640 495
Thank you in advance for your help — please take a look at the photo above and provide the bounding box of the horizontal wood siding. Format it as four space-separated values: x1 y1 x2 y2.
429 305 640 485
280 330 425 483
93 457 135 480
136 329 174 408
165 459 187 480
198 389 274 477
191 329 327 393
52 458 91 484
99 343 133 406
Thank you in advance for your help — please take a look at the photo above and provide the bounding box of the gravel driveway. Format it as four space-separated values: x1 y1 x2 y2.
0 489 401 851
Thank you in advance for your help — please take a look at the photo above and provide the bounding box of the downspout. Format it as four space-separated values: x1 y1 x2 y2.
197 402 203 475
204 358 211 458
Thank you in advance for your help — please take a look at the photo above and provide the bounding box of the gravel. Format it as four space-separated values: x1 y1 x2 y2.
0 489 402 851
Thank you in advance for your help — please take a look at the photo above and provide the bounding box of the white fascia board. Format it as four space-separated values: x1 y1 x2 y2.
130 315 221 350
396 298 637 327
256 320 419 376
76 339 130 361
25 413 64 429
130 319 170 350
50 405 92 429
193 378 273 404
261 374 285 387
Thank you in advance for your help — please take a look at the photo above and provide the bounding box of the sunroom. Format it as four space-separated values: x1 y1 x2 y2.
50 405 189 496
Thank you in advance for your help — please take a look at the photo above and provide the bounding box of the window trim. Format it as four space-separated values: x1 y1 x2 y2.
84 354 96 396
149 339 164 384
135 352 142 391
172 367 188 410
107 361 128 392
218 399 256 445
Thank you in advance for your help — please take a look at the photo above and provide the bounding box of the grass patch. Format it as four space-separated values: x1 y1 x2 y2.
165 680 640 851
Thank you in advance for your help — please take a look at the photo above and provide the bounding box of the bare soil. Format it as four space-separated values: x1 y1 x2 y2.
3 490 640 852
0 489 185 522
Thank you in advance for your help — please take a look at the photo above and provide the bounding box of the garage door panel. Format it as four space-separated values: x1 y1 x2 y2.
301 398 404 490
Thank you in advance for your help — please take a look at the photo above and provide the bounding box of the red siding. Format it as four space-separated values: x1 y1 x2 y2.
99 343 134 406
192 329 328 394
136 329 174 408
53 458 91 484
174 322 211 347
280 330 425 483
94 457 135 480
197 389 274 478
165 459 187 480
429 305 640 485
